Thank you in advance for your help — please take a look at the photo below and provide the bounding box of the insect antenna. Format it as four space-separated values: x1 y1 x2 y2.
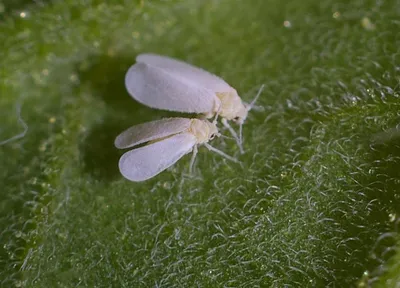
219 134 235 140
204 143 240 164
247 84 265 112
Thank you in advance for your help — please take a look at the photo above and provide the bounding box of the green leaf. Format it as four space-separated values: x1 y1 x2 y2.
1 0 400 286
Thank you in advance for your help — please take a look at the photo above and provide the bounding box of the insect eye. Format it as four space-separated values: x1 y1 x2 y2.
210 133 216 140
233 116 240 122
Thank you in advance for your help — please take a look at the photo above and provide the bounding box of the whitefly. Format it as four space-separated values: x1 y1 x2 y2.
115 117 238 182
125 53 264 153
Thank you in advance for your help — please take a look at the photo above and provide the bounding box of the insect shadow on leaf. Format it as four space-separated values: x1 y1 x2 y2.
77 54 186 181
78 54 154 181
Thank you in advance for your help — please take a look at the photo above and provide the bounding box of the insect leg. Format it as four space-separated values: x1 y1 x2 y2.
239 123 243 151
221 118 244 154
189 144 198 174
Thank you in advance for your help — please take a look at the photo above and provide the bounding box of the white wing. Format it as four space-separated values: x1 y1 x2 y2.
119 133 196 182
125 62 218 114
115 117 191 149
137 53 233 93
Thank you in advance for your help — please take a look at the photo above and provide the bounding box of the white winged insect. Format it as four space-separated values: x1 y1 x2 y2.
125 53 265 153
115 117 238 182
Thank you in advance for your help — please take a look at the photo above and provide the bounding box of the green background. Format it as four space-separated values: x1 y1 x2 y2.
1 0 400 287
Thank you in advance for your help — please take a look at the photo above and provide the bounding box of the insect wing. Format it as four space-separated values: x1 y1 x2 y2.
125 62 216 113
118 133 197 182
115 117 192 149
137 53 232 93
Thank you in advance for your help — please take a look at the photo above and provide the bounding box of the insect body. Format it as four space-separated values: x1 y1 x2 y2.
115 117 237 182
125 53 264 153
